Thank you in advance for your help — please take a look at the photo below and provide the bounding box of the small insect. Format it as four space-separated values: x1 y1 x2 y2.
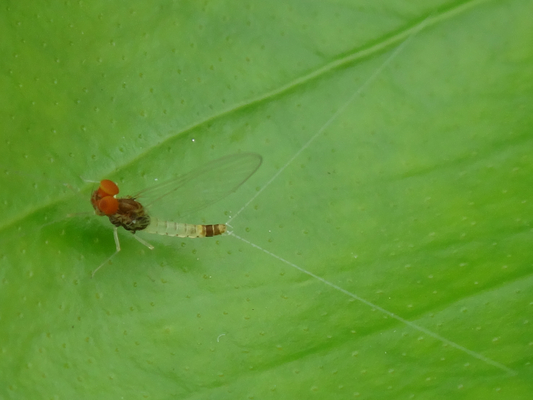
89 152 262 276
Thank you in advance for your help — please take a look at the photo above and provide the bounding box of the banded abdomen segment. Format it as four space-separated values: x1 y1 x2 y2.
144 218 226 238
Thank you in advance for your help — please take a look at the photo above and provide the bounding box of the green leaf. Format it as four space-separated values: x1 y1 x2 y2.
1 0 532 398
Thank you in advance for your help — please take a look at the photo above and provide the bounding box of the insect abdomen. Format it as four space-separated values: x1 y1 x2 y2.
145 218 226 238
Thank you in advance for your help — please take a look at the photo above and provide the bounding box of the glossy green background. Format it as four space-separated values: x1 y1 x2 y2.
1 0 532 398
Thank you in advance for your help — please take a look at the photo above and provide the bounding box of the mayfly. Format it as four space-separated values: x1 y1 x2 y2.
89 152 262 277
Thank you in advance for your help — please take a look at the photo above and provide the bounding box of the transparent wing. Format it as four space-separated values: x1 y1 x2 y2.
134 153 262 219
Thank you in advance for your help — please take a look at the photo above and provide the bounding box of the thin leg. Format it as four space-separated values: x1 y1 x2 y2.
133 234 154 250
36 184 89 230
91 227 121 278
66 211 93 218
79 176 99 184
36 212 91 231
62 180 90 203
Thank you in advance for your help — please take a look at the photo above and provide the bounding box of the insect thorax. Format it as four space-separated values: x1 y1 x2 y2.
108 197 151 233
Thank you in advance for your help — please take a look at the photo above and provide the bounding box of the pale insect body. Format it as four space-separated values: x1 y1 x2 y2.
90 152 262 276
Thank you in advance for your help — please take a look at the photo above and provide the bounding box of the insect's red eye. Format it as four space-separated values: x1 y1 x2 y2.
98 179 119 197
98 196 119 215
